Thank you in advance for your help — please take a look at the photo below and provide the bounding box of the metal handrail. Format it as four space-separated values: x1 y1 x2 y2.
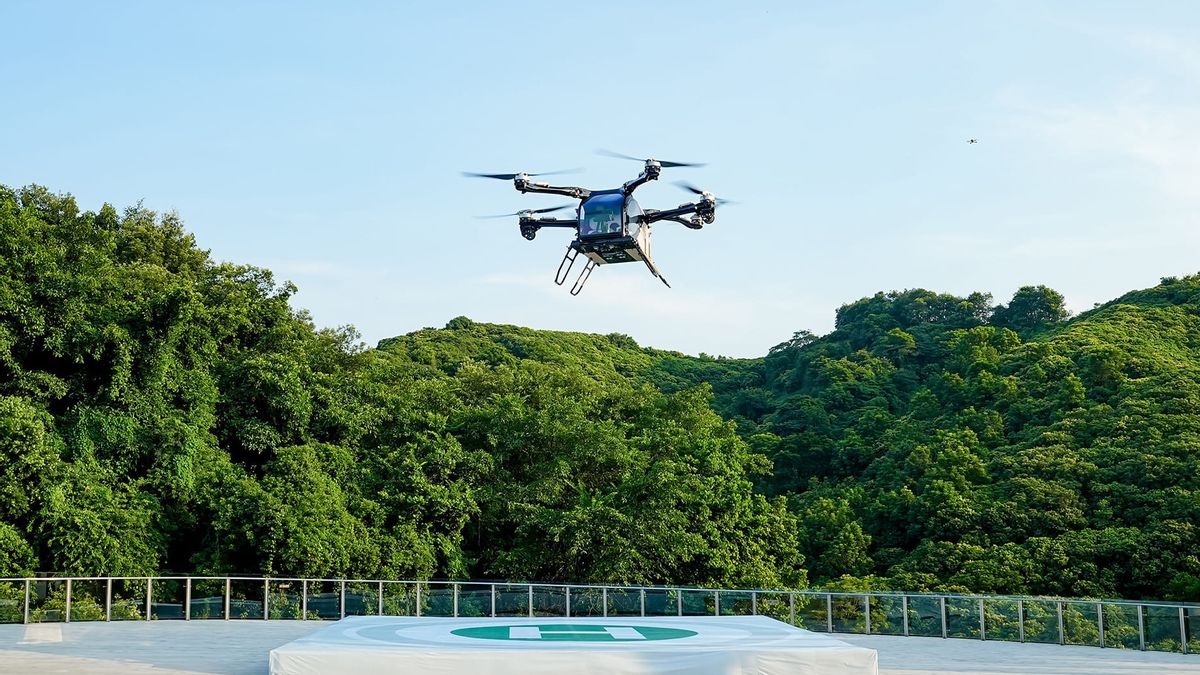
0 576 1194 655
7 576 1197 607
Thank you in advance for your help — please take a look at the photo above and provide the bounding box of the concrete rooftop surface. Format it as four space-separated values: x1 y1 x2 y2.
1 621 1198 674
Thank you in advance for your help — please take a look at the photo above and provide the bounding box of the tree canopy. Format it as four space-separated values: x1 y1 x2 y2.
0 185 799 589
661 282 1200 601
2 183 1198 603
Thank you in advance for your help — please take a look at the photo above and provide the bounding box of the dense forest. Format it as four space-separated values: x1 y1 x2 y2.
1 184 1198 604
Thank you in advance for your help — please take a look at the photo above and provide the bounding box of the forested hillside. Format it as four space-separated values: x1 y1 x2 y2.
656 286 1200 601
0 185 799 589
1 184 1198 602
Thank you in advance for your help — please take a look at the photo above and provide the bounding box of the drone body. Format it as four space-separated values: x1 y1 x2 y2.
466 152 725 295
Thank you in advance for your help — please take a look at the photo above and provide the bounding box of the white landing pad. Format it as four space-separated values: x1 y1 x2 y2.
269 615 878 675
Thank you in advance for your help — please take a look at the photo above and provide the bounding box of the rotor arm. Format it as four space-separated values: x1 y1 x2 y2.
643 204 697 222
662 215 699 228
514 177 591 199
641 201 714 229
518 216 578 240
621 163 662 195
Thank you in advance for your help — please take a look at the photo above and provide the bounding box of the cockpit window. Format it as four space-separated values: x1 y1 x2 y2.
579 193 624 237
625 197 643 232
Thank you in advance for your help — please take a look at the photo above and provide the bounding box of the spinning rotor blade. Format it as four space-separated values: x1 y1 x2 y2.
675 181 736 205
595 149 646 162
475 204 575 219
595 149 705 168
462 168 582 180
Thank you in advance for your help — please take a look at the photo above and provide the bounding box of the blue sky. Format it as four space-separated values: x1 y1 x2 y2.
3 1 1199 356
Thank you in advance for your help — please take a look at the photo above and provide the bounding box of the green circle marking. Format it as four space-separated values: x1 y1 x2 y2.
451 624 698 642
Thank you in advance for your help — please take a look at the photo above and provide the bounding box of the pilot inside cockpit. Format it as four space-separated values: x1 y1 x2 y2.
579 193 625 237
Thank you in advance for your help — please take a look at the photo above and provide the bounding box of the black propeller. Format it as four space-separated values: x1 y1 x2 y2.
595 149 705 168
675 181 735 205
476 204 575 219
462 168 582 180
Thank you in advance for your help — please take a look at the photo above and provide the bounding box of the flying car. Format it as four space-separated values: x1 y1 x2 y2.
465 150 729 295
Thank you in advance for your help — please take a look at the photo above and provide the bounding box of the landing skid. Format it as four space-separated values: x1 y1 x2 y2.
555 244 666 295
555 246 579 286
556 245 598 295
570 260 597 295
643 257 670 288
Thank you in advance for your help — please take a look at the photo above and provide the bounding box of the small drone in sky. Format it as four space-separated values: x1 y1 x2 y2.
464 150 729 295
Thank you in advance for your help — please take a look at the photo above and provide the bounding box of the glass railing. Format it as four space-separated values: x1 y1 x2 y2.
0 577 1195 655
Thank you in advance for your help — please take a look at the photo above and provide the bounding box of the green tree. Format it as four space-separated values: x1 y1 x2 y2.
992 285 1069 336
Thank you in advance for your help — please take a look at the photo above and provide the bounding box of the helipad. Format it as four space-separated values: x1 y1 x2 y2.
268 616 878 674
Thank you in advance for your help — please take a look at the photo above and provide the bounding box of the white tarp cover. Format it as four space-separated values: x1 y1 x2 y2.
269 615 878 675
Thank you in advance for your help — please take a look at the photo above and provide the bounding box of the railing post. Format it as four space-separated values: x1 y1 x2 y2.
1018 600 1025 642
528 585 533 618
416 583 421 617
640 588 646 617
23 579 30 625
677 589 683 617
65 578 71 623
752 591 758 616
301 580 308 620
715 590 721 617
339 581 345 619
902 596 909 637
864 595 871 635
185 578 191 621
490 584 496 617
453 584 459 618
1097 602 1105 648
826 594 833 633
1181 607 1189 655
979 598 985 640
790 593 796 626
1137 604 1145 651
602 588 608 618
940 597 947 639
105 578 112 622
566 587 571 617
1056 601 1064 645
378 582 384 616
146 578 152 621
225 578 231 620
264 579 270 621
